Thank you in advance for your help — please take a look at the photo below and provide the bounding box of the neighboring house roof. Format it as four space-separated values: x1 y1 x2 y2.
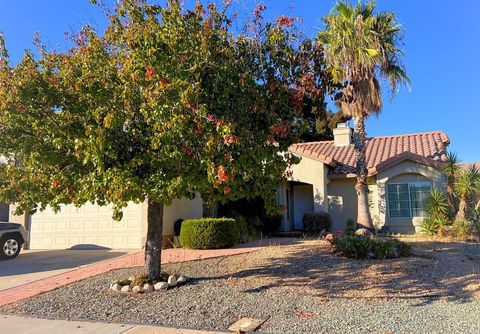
289 131 450 177
461 162 480 170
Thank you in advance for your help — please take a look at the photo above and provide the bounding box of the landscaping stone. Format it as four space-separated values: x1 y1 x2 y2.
132 286 142 293
143 284 154 293
167 275 177 287
154 282 168 291
120 285 130 293
324 234 335 242
177 276 187 284
111 284 122 292
355 228 373 237
128 276 135 282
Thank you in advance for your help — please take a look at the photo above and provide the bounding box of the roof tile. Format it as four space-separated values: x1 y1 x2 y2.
289 131 450 176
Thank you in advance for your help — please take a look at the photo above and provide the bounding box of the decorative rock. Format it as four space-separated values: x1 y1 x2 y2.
128 276 135 282
154 282 168 291
120 285 130 293
143 284 154 293
324 234 335 242
167 275 177 287
177 276 187 284
132 285 142 293
111 283 122 292
355 228 373 237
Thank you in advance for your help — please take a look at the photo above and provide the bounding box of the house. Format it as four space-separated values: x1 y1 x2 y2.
2 123 450 249
278 123 449 234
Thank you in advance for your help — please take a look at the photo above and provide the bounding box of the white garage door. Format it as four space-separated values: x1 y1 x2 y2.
30 202 143 249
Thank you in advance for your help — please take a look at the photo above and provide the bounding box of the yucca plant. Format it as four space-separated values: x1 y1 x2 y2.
426 188 449 219
420 217 442 236
442 152 460 217
454 166 480 221
420 189 449 236
471 207 480 245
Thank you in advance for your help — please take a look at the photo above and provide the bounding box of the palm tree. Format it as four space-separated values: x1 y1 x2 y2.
443 152 460 217
454 166 480 221
318 1 409 230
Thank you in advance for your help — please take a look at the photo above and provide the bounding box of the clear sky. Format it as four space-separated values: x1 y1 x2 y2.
1 0 479 162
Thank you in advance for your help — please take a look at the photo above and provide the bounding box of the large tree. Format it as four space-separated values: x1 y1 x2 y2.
0 1 329 278
318 0 410 230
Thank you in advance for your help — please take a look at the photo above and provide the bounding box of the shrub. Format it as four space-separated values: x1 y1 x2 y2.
346 218 356 236
331 235 372 258
329 235 410 259
453 219 471 240
302 212 332 236
420 217 442 236
234 214 262 243
179 218 240 249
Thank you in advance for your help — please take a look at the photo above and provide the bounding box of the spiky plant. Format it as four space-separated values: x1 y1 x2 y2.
318 0 410 230
442 152 461 216
454 166 480 221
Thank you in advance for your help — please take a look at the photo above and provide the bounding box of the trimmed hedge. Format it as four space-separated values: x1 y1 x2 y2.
302 212 332 235
179 218 240 249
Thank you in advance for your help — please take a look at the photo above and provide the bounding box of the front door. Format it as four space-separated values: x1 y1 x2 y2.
293 185 314 230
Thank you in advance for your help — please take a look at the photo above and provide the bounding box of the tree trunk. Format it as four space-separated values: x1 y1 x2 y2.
145 199 164 280
455 197 467 222
446 179 457 218
353 114 374 231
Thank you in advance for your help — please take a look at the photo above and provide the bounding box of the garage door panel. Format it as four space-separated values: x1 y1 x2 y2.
30 202 143 249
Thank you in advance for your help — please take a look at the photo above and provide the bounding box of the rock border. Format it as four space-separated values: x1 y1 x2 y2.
110 275 188 294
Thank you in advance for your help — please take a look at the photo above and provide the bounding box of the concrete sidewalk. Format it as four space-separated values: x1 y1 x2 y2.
0 315 228 334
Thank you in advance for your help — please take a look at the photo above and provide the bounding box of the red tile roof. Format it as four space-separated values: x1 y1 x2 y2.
289 131 450 177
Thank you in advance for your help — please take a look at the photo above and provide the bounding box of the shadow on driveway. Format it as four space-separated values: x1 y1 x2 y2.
0 248 132 290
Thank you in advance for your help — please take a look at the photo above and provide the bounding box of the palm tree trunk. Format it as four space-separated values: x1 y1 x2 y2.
145 199 164 280
353 114 374 231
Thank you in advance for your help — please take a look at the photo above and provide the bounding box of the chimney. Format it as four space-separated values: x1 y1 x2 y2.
333 123 352 146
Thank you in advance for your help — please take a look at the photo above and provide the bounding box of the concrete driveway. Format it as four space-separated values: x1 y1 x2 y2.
0 249 133 291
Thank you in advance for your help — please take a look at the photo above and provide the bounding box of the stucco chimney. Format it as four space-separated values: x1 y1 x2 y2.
333 123 352 146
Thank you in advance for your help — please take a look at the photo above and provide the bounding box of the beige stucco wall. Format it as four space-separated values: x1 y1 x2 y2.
376 160 445 234
139 195 204 248
327 176 378 231
288 155 330 212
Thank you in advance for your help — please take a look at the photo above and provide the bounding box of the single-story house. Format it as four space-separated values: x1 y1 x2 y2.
1 123 450 249
279 123 449 234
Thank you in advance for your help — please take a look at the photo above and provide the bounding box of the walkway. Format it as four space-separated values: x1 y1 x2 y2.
0 238 295 307
0 315 228 334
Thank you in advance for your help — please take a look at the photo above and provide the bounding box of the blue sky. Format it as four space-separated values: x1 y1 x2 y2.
1 0 479 161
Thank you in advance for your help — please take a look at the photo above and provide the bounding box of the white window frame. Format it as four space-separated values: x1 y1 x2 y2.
387 181 432 218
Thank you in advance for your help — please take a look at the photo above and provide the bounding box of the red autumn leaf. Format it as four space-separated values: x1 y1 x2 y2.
217 165 229 183
223 134 238 146
53 179 59 189
145 66 154 79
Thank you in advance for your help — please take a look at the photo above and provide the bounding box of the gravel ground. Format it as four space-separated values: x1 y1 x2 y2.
1 239 480 334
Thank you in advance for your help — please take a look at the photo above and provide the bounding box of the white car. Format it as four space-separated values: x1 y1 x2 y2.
0 223 29 260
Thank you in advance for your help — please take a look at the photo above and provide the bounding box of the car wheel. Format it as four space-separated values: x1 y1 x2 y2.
0 235 22 260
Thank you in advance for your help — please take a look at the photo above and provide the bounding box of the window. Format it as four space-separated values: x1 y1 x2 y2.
387 182 431 218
